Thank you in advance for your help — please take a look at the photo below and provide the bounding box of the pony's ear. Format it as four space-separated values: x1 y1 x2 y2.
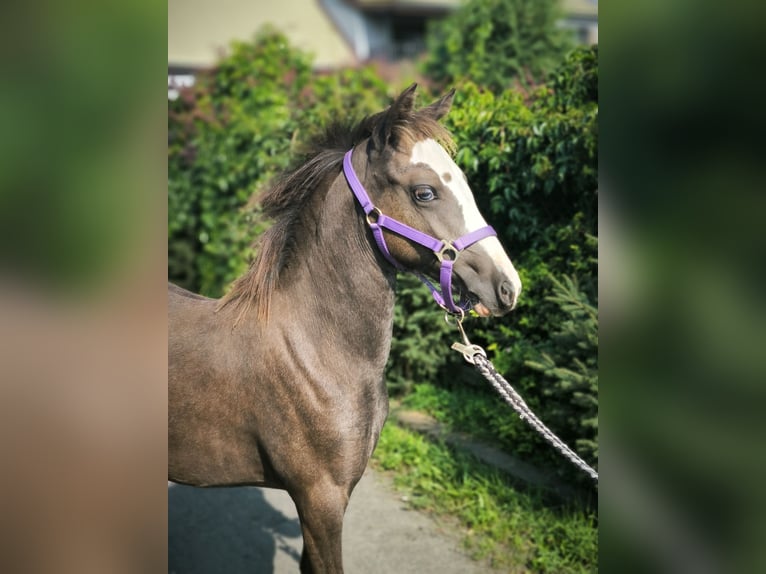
421 88 455 121
372 83 418 150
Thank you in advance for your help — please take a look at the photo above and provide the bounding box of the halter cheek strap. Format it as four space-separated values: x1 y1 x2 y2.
342 149 496 314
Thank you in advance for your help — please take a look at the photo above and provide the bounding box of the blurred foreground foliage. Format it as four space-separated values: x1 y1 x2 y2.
168 29 597 485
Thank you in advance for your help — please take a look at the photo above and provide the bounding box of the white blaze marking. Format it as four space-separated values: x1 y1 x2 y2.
410 139 522 302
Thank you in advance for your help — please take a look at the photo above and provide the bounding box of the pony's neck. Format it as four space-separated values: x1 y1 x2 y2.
272 166 397 359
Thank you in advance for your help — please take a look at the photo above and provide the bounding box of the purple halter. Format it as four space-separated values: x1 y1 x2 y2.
342 149 497 314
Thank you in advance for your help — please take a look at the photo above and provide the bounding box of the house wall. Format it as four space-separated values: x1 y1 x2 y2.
168 0 356 69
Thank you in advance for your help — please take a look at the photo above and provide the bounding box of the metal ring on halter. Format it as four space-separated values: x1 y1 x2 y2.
366 207 382 226
435 242 459 263
443 307 465 325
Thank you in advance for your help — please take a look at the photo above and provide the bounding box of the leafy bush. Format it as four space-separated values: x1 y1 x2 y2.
391 47 598 480
168 28 312 295
525 274 598 465
423 0 575 92
454 48 596 472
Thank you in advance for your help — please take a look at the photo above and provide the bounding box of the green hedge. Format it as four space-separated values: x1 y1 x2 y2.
423 0 574 91
391 47 598 481
168 30 597 482
443 48 598 476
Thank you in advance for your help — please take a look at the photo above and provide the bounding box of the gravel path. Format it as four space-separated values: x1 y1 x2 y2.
169 468 488 574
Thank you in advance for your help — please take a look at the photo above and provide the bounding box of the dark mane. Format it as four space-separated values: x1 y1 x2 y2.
217 106 454 325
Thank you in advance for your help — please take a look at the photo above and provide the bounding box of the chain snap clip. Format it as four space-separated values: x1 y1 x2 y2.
445 312 487 365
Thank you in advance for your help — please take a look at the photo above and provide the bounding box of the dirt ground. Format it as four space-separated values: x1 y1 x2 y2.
168 467 489 574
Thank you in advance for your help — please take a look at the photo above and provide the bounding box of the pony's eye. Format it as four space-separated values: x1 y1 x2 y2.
413 185 436 202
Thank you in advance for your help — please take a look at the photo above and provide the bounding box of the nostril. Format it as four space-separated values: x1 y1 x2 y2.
498 281 516 308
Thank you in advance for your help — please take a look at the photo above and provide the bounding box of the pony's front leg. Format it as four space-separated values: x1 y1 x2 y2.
290 480 350 574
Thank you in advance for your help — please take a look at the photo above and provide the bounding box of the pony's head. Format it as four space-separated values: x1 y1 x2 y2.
350 84 521 317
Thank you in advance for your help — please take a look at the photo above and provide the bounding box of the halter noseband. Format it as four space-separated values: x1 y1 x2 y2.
342 149 496 314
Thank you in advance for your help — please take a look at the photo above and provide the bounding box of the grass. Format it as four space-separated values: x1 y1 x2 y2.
399 381 596 488
371 422 598 573
400 381 544 457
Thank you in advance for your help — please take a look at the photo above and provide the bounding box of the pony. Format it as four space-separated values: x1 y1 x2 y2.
168 84 521 573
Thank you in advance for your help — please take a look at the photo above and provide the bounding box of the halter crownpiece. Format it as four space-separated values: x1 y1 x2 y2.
342 149 497 314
